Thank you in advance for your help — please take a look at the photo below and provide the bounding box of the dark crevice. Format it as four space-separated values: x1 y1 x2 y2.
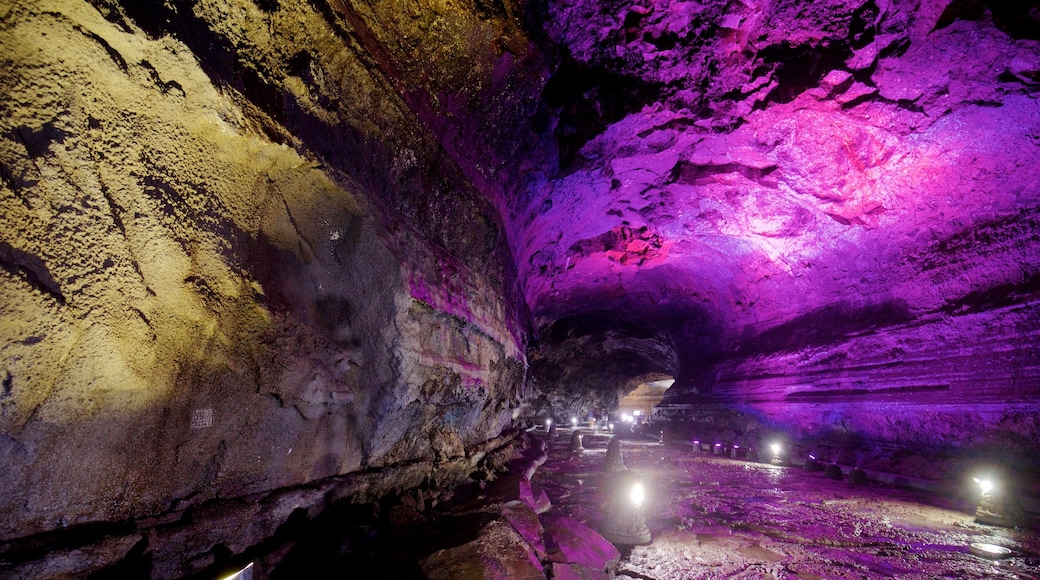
784 384 950 401
251 0 280 12
11 124 68 159
542 55 664 168
0 241 66 304
75 25 128 72
0 521 137 569
941 272 1040 315
740 300 915 355
878 35 911 59
848 0 880 49
936 0 1040 40
757 41 853 105
673 161 779 188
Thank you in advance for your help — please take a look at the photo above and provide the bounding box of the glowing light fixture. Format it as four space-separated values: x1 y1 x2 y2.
571 417 578 427
769 443 781 455
600 477 651 545
630 482 645 507
974 477 993 494
219 563 254 580
545 418 552 429
969 542 1012 559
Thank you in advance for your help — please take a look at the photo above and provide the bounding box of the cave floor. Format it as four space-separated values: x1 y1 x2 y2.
532 429 1040 580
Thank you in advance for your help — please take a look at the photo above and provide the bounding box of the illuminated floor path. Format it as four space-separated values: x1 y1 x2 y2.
532 431 1040 580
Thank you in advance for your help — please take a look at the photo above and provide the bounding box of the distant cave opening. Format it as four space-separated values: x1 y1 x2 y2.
616 377 674 422
524 311 687 424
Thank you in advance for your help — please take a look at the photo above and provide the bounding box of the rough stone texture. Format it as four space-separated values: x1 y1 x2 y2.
4 0 1040 574
544 515 622 571
420 519 546 580
551 562 612 580
516 0 1040 469
0 0 533 574
501 500 546 555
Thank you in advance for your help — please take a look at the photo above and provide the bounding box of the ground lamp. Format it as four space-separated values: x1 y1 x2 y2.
969 542 1013 559
973 475 1024 527
600 480 651 545
804 454 823 472
825 463 844 480
603 438 625 473
571 417 578 427
769 442 783 465
848 466 868 485
569 430 584 453
219 563 253 580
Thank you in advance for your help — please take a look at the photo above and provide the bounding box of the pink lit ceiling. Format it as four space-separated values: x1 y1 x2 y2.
513 0 1040 366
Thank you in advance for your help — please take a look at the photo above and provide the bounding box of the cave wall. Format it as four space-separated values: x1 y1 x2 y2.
518 0 1040 464
0 0 537 574
4 0 1040 573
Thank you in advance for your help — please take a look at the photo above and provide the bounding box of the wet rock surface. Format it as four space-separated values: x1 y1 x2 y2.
533 429 1040 580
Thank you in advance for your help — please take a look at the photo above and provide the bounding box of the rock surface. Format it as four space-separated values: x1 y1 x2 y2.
420 519 546 580
516 0 1040 466
3 0 1040 575
0 0 533 574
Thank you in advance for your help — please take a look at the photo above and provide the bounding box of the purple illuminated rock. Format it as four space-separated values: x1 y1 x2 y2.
519 476 552 515
501 500 546 555
543 516 621 572
518 0 1040 471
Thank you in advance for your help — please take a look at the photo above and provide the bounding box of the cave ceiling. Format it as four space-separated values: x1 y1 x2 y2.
505 0 1040 390
8 0 1039 400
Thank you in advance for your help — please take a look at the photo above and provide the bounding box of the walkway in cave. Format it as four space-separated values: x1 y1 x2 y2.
533 429 1040 579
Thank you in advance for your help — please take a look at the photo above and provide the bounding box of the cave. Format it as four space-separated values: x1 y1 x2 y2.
1 0 1039 577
